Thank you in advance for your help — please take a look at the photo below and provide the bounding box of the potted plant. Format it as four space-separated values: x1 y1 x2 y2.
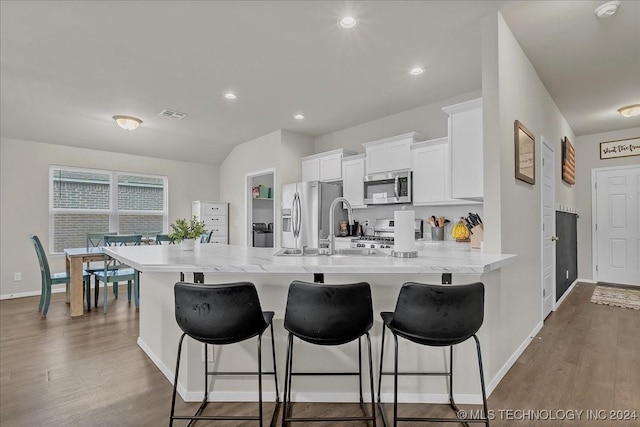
168 216 207 250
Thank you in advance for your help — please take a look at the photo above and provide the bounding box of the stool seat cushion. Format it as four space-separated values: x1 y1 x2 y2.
384 282 484 347
175 282 269 345
284 280 373 346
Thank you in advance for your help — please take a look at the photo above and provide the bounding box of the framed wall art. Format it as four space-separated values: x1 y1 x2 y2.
600 137 640 159
562 136 575 185
514 120 535 185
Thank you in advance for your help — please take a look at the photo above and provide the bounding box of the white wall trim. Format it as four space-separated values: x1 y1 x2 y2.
485 320 543 396
0 282 109 300
555 279 579 309
577 278 597 284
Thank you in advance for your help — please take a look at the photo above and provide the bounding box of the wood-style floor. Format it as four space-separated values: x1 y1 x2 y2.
1 283 638 426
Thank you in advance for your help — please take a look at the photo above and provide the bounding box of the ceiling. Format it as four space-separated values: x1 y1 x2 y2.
1 1 638 166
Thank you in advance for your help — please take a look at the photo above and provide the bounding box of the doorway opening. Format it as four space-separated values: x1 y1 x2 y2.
245 169 276 248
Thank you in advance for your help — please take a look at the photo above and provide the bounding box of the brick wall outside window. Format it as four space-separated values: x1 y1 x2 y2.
50 167 167 252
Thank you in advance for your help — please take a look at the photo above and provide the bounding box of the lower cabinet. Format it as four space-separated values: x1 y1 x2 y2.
192 201 229 244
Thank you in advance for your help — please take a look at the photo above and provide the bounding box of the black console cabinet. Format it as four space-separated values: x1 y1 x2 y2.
555 211 577 301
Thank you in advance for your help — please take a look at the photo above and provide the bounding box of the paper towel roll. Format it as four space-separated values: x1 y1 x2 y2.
393 210 415 253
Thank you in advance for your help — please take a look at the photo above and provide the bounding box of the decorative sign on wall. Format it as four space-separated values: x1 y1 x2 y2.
514 120 535 185
562 137 575 185
600 137 640 159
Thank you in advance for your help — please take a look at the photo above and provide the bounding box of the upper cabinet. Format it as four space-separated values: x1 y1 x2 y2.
301 148 356 182
341 154 366 209
411 138 448 205
442 98 483 200
363 132 425 175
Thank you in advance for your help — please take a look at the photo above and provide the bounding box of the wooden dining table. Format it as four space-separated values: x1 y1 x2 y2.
64 247 106 317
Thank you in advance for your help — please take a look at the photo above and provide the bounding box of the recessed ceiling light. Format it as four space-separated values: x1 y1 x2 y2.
409 67 424 76
294 114 305 120
617 104 640 118
224 92 237 100
594 1 620 19
338 16 357 29
112 115 142 130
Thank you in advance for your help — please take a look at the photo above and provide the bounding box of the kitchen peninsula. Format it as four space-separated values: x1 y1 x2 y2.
105 243 516 404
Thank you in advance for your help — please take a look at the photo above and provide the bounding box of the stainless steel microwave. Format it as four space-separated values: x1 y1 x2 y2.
363 170 412 205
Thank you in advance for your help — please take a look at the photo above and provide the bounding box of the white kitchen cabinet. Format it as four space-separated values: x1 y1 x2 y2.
192 201 229 244
442 98 483 200
301 149 356 182
363 132 425 175
411 138 448 204
411 138 484 206
341 154 366 208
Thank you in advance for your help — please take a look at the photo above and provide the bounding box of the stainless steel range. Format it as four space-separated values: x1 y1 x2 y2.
350 218 423 249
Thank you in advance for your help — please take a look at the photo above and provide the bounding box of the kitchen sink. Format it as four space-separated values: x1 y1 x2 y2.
332 248 386 256
274 248 322 256
274 247 385 257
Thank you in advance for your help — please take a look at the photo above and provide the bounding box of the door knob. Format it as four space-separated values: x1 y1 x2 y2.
551 236 560 241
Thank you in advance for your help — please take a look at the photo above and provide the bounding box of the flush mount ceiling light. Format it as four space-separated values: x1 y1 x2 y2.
409 67 424 76
224 92 237 100
113 115 142 130
338 16 357 28
617 104 640 117
594 1 620 18
293 113 305 120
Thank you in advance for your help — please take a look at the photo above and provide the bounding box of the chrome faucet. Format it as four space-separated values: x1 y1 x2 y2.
327 197 353 255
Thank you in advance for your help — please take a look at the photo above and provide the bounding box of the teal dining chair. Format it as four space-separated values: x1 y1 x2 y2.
30 235 91 317
93 234 142 314
155 234 174 245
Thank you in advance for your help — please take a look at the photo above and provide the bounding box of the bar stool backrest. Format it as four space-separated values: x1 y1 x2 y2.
174 282 268 345
390 282 484 346
284 280 373 346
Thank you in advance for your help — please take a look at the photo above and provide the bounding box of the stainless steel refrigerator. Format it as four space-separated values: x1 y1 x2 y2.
281 181 345 249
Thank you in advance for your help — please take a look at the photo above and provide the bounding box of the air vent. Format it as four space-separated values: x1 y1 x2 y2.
158 109 187 120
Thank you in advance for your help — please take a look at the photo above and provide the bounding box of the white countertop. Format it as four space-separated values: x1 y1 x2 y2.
104 241 516 275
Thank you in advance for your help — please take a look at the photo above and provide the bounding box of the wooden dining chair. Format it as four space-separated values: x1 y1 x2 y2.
93 234 142 313
30 235 91 317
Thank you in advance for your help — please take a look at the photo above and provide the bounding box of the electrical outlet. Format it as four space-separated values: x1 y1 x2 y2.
13 272 21 282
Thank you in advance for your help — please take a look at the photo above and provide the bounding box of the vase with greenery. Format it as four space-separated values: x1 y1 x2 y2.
168 216 207 250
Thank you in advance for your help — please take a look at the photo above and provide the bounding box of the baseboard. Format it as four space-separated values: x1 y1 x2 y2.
485 320 543 397
555 279 580 308
0 283 109 300
577 278 597 284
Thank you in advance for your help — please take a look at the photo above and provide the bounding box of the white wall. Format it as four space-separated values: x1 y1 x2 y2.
0 137 219 298
314 90 481 154
575 127 640 281
478 11 577 379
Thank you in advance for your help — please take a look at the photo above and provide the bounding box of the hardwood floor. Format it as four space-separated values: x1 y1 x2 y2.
1 283 638 426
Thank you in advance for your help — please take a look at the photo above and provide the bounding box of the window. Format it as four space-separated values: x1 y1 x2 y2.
50 166 167 253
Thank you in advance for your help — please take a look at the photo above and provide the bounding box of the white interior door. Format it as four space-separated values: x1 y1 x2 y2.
594 166 640 286
541 138 555 318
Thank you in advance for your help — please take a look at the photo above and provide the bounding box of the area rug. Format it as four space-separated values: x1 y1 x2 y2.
590 285 640 310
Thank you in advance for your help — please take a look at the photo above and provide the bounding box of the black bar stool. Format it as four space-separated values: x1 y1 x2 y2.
377 282 489 426
170 281 279 426
282 280 376 426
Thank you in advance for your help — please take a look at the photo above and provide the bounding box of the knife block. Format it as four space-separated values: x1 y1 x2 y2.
470 224 484 249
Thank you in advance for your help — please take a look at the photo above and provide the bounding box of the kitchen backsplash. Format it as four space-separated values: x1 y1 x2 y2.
351 204 484 241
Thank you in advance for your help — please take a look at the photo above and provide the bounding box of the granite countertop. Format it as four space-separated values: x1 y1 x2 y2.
104 241 516 275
